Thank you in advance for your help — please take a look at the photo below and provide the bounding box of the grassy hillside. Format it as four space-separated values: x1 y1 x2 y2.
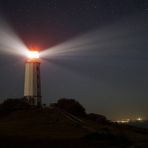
0 107 148 148
0 99 148 147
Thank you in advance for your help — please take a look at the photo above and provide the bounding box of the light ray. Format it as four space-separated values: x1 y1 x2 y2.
0 17 28 57
41 14 148 60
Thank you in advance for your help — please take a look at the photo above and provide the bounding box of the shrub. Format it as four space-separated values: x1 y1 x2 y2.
52 98 86 117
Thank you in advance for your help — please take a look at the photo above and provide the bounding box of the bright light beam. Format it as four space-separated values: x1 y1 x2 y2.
0 17 28 57
41 14 148 60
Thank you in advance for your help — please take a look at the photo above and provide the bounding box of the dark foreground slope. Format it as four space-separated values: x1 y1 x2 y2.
0 107 148 147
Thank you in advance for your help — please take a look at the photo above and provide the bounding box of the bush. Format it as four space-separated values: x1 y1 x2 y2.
1 98 31 111
87 113 109 123
52 98 86 117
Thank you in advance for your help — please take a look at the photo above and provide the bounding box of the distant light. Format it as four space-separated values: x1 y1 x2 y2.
116 119 130 124
137 117 142 121
27 50 39 59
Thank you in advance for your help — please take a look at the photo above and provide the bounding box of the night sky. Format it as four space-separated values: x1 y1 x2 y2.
0 0 148 120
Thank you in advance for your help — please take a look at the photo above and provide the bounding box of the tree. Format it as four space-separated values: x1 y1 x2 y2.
1 98 31 111
52 98 86 117
87 113 109 123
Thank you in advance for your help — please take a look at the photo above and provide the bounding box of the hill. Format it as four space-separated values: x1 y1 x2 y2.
0 99 148 147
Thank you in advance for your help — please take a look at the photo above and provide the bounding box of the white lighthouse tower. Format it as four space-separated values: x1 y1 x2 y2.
24 50 41 106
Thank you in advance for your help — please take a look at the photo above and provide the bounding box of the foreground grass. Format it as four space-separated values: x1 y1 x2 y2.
0 108 148 147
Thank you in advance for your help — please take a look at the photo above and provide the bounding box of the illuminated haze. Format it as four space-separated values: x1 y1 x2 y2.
41 14 148 120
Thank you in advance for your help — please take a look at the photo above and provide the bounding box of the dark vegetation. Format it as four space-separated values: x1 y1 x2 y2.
0 98 30 116
51 98 86 117
0 98 148 147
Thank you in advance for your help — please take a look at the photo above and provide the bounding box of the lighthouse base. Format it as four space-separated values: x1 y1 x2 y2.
24 96 41 106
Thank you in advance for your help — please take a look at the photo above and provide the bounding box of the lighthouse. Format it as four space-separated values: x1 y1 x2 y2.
24 50 41 106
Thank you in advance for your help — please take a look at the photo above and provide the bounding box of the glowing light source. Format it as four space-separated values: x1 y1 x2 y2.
137 117 142 121
27 50 40 59
116 119 130 124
